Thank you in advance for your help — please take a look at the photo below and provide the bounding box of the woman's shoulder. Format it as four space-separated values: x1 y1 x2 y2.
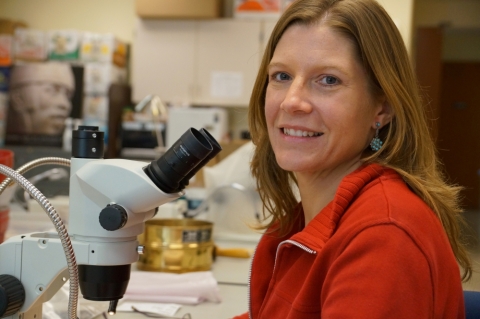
302 163 437 246
338 163 443 238
353 165 432 218
338 165 449 252
341 163 427 210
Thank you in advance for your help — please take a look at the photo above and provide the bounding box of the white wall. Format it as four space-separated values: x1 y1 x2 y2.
0 0 136 43
0 0 415 51
378 0 415 54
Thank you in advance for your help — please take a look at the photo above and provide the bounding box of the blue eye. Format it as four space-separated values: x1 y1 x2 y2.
321 76 338 85
273 72 291 81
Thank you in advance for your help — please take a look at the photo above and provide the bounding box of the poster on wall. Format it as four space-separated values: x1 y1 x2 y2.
5 61 83 147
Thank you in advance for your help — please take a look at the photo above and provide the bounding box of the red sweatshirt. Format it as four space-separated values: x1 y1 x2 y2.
233 164 465 319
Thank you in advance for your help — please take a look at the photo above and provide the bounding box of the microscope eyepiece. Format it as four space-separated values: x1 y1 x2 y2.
179 128 222 188
144 128 218 193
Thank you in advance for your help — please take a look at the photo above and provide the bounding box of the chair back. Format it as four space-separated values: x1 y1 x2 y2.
464 290 480 319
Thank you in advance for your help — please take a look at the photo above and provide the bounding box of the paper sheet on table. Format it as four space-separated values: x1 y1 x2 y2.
124 271 222 305
117 301 181 317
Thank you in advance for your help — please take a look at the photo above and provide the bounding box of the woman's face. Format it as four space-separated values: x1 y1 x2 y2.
265 23 383 178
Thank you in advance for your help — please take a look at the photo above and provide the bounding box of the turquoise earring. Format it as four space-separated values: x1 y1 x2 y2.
370 122 383 151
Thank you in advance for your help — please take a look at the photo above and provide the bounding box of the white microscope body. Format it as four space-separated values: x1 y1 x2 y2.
0 126 221 319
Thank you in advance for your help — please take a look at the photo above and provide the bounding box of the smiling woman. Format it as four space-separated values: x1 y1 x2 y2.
264 23 391 222
233 0 472 318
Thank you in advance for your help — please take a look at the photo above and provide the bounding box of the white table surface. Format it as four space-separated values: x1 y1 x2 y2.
85 256 252 319
93 282 248 319
93 240 255 319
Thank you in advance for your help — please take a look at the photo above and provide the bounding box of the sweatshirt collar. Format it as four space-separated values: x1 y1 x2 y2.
290 163 391 250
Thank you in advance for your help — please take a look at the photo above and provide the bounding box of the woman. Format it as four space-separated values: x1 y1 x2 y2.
233 0 472 318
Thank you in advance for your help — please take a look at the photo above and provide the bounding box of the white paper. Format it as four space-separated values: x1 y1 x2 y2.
123 270 222 305
117 301 181 317
210 71 243 98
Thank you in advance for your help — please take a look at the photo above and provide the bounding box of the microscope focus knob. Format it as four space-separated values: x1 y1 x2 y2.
99 204 128 231
0 274 25 317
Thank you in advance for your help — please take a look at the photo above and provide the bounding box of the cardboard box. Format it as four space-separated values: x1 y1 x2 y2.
83 63 128 94
188 139 250 188
216 139 250 163
80 33 127 67
48 30 82 61
0 19 28 35
82 94 109 122
136 0 222 19
13 28 48 62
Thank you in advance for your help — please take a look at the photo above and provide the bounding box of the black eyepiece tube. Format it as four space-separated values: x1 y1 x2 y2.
179 128 222 188
72 126 104 159
144 128 218 193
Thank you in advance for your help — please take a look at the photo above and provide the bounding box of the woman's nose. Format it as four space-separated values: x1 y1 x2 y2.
280 80 313 114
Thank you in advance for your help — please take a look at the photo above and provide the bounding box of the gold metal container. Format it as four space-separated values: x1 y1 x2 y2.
137 219 214 273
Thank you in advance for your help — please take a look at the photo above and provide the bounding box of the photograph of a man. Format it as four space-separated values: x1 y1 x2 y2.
6 62 74 135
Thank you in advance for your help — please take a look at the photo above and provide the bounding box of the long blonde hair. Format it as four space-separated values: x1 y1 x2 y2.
249 0 472 281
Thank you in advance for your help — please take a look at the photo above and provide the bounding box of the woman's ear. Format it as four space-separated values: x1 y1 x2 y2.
373 96 394 128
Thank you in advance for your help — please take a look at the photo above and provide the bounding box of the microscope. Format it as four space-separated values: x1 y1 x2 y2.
0 125 221 319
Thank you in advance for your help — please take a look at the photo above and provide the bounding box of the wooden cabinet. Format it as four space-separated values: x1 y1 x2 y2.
132 19 196 104
132 18 274 107
194 20 262 106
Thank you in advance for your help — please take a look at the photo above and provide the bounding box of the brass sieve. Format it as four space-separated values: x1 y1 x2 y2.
137 218 214 273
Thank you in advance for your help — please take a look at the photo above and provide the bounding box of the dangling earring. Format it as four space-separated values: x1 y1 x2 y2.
370 122 383 151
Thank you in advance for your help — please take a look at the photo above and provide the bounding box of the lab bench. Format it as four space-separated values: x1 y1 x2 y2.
95 256 251 319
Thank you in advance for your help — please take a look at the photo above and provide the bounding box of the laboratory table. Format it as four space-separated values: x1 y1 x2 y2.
92 248 253 319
